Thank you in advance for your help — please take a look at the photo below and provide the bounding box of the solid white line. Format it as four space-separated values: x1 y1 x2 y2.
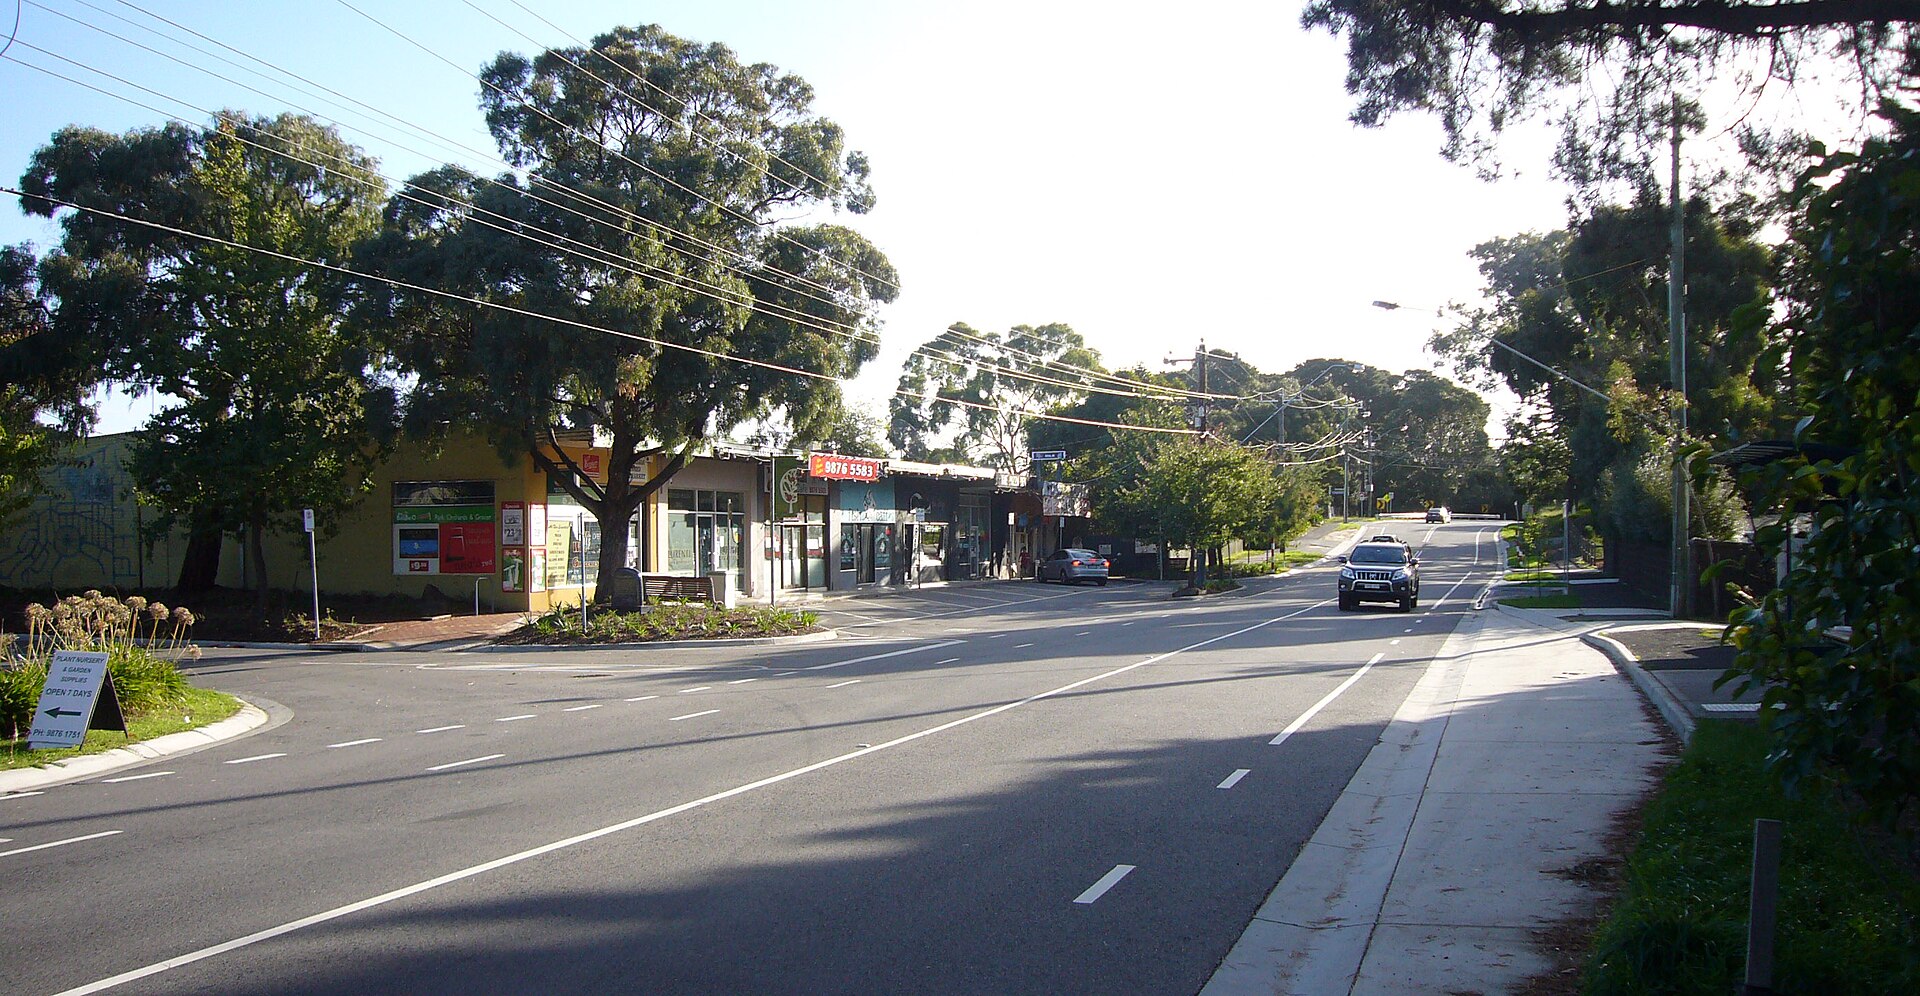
223 753 285 765
416 725 464 734
563 705 603 712
1217 769 1251 790
327 739 382 749
826 679 860 689
1073 865 1136 904
495 715 536 723
678 686 711 694
935 657 961 665
1 830 122 858
1 791 44 800
801 639 965 672
668 710 719 722
624 695 658 702
101 771 173 783
1269 652 1388 747
427 754 503 772
53 598 1329 996
727 678 758 685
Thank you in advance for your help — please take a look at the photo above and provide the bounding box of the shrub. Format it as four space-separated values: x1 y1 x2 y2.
518 602 821 642
3 592 197 738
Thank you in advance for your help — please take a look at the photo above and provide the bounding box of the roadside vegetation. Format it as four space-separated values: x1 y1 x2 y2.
504 603 823 644
2 591 241 768
1584 722 1920 993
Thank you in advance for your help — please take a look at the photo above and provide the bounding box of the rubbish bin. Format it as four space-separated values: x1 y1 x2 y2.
706 570 737 609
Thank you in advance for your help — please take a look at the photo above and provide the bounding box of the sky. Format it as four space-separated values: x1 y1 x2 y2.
0 0 1588 438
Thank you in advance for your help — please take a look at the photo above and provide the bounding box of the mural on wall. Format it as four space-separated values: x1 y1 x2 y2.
0 436 173 590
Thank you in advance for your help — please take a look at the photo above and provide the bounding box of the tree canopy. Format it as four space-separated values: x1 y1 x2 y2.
890 322 1104 473
18 114 393 595
1305 0 1919 187
0 244 90 525
360 24 895 589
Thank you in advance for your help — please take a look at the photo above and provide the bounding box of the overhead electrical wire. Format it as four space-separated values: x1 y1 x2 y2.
1 185 1201 438
60 0 1217 406
3 36 1189 406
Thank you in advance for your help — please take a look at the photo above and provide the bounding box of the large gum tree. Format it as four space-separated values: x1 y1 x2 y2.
362 24 895 592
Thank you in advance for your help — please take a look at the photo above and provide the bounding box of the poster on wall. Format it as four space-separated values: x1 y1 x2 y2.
392 480 498 575
438 520 497 574
546 517 574 591
501 501 526 546
500 547 525 592
528 546 547 592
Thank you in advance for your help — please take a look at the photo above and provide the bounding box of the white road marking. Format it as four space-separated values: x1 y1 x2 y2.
987 634 1008 639
727 678 758 685
1217 769 1251 790
1390 639 1401 645
1074 631 1091 636
801 640 965 672
427 754 503 772
1014 643 1035 648
224 753 285 765
1269 652 1387 747
495 714 536 723
678 686 711 694
1073 865 1136 904
826 679 860 689
54 598 1332 995
1 791 44 800
102 771 173 783
563 704 603 712
624 695 658 702
935 658 961 665
669 710 719 722
1121 621 1135 626
1 829 122 858
416 725 464 734
327 739 382 749
773 671 799 676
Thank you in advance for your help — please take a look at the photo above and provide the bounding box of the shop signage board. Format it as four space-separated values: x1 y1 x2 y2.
28 650 125 749
774 456 829 519
807 452 884 482
1040 481 1092 517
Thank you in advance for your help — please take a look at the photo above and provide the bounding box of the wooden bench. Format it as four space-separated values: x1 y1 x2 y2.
641 573 714 604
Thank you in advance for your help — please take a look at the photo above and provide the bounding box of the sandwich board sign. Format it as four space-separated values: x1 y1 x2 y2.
27 650 126 750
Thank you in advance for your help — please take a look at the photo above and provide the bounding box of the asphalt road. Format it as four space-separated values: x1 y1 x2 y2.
3 522 1503 995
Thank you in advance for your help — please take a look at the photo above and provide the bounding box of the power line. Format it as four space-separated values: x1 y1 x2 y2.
2 186 1202 438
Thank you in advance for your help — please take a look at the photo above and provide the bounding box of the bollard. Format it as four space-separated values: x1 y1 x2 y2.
1743 818 1782 995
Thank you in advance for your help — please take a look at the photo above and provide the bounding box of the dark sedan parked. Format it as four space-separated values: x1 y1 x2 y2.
1337 541 1419 611
1037 548 1110 585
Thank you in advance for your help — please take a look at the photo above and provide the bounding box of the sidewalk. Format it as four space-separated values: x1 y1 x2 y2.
1204 600 1669 994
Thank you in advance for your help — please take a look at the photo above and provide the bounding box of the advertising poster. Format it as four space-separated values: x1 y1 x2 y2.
528 547 547 593
546 518 574 591
500 546 526 592
500 501 526 546
438 520 497 575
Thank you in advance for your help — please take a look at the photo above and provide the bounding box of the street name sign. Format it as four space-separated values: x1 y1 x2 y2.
28 650 127 750
1029 450 1068 462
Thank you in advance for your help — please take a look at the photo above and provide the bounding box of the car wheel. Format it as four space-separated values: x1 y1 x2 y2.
1097 578 1108 586
1338 594 1353 611
1401 595 1415 613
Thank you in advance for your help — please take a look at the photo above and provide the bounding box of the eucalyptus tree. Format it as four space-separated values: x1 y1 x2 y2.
362 24 895 589
889 322 1102 474
0 244 90 525
19 114 392 599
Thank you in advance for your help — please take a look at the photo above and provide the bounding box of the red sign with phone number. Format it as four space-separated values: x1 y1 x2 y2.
807 452 883 481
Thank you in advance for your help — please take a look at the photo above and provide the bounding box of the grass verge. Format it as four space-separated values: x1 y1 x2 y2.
3 684 243 771
1583 722 1920 994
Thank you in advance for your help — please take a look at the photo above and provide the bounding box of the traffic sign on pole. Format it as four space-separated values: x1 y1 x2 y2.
1029 450 1068 462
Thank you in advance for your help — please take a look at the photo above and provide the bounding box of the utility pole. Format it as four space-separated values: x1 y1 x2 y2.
1668 95 1692 620
1165 341 1211 436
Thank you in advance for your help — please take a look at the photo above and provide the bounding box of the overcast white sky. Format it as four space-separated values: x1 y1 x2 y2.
1 0 1595 436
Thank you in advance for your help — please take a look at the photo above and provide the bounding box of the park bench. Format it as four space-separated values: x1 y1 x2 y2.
641 573 715 604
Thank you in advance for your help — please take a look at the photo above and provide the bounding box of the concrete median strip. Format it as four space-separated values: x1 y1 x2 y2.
0 700 271 794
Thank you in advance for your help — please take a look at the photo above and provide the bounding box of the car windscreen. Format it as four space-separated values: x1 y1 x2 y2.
1348 545 1407 565
1064 549 1098 559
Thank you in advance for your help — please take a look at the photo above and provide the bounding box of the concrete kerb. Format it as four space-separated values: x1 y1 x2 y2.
463 628 841 653
0 696 276 794
1580 620 1725 747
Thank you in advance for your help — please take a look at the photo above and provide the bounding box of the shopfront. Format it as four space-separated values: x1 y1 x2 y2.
771 455 830 591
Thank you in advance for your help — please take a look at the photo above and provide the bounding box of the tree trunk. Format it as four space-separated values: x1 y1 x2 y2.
248 510 270 619
176 520 223 592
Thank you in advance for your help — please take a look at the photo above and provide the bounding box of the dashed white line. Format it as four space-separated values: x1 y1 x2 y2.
0 829 122 858
1074 631 1091 636
102 771 174 783
563 704 603 712
826 679 861 689
417 725 465 734
773 671 799 676
935 657 961 665
1269 652 1387 748
679 686 711 694
1121 621 1135 626
624 695 658 702
669 710 719 722
327 739 382 749
427 754 504 772
1390 639 1401 645
495 714 536 723
801 640 965 672
727 678 758 685
224 753 286 765
987 633 1008 639
1 791 44 800
1217 769 1251 789
1014 643 1036 648
1073 864 1136 904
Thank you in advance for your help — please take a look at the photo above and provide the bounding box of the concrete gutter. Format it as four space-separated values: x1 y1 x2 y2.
0 695 278 794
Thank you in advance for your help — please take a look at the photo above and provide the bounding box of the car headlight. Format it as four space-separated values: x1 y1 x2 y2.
1340 567 1356 579
1392 569 1409 580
